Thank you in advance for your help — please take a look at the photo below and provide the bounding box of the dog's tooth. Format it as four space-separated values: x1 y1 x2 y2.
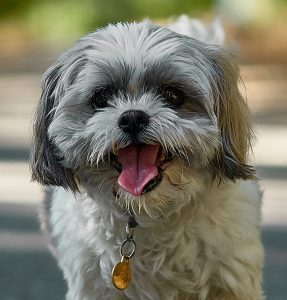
159 152 165 162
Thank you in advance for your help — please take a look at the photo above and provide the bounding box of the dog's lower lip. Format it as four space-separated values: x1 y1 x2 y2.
142 170 163 194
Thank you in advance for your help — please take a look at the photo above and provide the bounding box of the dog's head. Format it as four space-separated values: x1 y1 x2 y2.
31 21 254 217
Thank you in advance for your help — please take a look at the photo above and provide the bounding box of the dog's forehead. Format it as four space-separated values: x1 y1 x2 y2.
95 22 181 65
81 22 188 88
64 21 214 97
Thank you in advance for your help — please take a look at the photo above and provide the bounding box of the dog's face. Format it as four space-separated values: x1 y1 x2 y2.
31 21 254 217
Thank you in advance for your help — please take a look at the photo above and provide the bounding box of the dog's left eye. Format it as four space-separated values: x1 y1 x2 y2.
90 88 112 109
160 87 185 107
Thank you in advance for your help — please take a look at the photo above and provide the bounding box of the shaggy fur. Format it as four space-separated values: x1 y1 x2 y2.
31 20 264 300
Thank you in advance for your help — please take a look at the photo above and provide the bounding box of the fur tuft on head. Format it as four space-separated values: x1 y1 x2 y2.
168 15 225 45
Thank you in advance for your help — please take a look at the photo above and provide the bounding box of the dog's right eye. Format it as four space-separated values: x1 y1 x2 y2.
90 88 112 109
160 86 185 108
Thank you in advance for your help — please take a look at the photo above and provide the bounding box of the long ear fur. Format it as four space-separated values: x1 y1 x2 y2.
210 50 255 181
30 63 78 191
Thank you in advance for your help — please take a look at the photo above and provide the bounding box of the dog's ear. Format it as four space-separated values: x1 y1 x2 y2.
30 63 78 191
210 49 255 181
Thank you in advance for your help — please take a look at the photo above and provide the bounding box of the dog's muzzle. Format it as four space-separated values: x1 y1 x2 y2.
112 109 173 196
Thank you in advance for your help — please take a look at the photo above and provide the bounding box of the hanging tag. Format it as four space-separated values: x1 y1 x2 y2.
112 256 131 290
112 215 137 290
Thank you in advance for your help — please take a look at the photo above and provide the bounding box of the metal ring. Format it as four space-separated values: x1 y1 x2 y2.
120 238 136 259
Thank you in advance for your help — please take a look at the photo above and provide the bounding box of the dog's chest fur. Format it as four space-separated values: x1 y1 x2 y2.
45 179 263 300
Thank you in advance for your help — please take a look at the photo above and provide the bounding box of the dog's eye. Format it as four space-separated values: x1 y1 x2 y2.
90 88 112 109
160 87 184 107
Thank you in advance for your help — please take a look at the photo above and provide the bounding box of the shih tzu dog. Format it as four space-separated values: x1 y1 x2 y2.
31 18 264 300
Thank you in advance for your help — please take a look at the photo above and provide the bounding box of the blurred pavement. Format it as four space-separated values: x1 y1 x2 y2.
0 65 286 299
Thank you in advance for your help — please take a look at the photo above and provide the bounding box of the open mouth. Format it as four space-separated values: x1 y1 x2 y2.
111 144 173 196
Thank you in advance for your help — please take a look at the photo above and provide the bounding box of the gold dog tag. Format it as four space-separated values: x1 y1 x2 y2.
112 257 131 290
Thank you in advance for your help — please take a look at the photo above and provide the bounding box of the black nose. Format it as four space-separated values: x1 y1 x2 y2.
118 110 149 135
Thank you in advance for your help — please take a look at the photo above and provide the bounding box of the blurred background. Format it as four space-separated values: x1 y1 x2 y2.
0 0 286 299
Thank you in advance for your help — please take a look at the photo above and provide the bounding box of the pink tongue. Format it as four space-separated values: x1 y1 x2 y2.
118 144 160 196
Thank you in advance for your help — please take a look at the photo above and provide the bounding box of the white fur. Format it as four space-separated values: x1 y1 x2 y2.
49 177 263 300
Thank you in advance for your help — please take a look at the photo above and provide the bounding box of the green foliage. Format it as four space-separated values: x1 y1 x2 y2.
83 0 214 28
0 0 36 19
0 0 213 44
